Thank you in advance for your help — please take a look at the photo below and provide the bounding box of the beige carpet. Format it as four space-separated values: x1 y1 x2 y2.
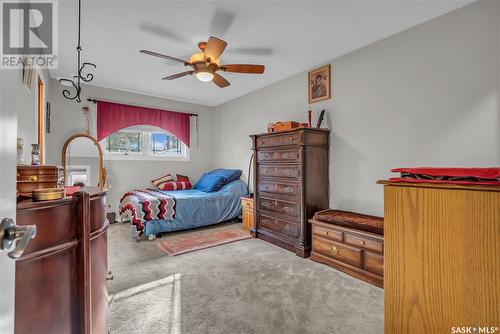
107 222 383 334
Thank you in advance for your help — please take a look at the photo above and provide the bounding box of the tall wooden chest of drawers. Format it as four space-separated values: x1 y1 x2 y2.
250 128 330 257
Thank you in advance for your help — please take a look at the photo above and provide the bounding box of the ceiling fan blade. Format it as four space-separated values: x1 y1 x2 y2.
139 23 187 43
205 36 227 61
139 50 189 65
220 64 265 74
212 73 230 88
162 71 194 80
209 9 235 36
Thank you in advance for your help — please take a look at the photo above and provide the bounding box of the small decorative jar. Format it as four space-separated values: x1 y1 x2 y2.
267 122 274 133
31 144 40 166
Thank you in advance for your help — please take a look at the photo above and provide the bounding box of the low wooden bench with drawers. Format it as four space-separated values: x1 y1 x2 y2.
309 209 384 288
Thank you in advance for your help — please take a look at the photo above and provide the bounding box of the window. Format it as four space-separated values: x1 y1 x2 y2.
102 126 189 161
106 131 142 154
151 133 182 155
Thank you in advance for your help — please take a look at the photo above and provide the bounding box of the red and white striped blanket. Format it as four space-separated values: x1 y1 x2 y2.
119 189 175 238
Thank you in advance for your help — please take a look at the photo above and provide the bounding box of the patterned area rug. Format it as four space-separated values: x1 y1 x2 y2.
157 229 252 256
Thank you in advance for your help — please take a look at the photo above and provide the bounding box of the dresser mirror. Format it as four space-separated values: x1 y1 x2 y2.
61 133 105 189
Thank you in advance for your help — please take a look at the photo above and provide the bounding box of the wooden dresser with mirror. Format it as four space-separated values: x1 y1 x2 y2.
250 128 330 257
14 133 109 333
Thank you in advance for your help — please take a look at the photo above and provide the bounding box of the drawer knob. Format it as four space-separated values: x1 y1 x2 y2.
18 175 39 183
359 240 365 245
330 246 339 256
324 232 328 236
284 170 293 176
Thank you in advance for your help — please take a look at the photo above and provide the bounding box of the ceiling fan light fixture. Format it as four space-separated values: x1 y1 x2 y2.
140 35 265 89
189 52 205 64
196 71 214 82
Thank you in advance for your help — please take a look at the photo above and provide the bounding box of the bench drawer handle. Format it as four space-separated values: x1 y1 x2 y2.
330 246 339 256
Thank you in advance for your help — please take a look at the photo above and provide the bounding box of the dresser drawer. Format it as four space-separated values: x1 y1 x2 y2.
258 181 300 197
257 149 301 163
313 238 362 268
17 165 63 194
241 197 254 209
259 197 299 218
344 232 383 253
256 133 300 148
364 251 384 276
259 165 300 179
258 213 299 238
312 224 343 242
363 251 384 276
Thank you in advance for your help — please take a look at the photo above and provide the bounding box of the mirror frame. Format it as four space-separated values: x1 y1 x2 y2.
61 133 105 190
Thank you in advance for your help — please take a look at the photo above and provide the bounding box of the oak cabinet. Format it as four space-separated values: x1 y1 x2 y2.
380 181 500 334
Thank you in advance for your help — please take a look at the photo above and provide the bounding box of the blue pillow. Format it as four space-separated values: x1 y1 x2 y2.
208 169 242 184
193 173 227 192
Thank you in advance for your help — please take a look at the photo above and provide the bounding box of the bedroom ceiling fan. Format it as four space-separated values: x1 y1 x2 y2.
140 36 265 88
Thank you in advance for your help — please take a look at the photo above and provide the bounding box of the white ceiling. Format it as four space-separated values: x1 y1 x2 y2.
50 0 474 106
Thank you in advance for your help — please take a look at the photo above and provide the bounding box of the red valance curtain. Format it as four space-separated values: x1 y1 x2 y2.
96 101 191 147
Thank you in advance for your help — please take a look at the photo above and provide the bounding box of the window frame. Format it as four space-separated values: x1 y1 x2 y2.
101 127 190 162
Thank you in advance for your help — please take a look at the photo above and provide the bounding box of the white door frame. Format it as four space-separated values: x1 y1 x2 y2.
0 68 21 333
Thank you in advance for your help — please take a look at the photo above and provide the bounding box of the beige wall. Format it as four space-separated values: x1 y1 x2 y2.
213 1 500 216
16 1 499 218
46 82 216 213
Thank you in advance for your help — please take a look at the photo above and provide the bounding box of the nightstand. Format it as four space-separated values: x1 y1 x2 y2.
241 196 254 231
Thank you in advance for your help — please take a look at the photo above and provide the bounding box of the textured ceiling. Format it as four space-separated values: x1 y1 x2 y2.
50 0 474 106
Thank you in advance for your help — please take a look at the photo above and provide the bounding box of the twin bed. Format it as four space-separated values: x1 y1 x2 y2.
120 177 248 240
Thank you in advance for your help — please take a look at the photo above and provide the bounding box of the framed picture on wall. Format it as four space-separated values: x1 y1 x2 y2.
46 102 51 133
308 64 331 104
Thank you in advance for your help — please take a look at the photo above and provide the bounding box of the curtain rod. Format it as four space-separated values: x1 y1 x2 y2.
86 98 199 117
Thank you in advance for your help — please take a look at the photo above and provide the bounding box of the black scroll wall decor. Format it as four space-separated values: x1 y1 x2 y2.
58 0 96 103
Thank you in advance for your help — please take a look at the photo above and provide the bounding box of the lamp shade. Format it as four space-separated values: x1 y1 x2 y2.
195 71 214 82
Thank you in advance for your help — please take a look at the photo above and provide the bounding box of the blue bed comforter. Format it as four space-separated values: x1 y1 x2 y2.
143 179 248 236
